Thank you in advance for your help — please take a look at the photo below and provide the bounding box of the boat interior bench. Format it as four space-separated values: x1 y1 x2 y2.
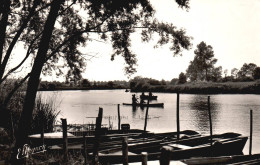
168 144 193 150
121 124 130 131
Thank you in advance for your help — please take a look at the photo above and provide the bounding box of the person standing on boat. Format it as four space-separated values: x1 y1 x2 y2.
132 94 138 105
140 92 145 101
140 97 146 105
149 91 153 97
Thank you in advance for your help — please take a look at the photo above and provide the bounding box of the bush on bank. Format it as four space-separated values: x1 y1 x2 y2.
130 80 260 94
0 80 60 142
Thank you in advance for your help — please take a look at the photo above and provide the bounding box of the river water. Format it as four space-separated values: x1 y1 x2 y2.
40 89 260 154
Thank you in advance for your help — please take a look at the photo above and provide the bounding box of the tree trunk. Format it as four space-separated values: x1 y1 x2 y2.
205 68 208 81
0 0 10 64
0 0 40 82
12 0 64 162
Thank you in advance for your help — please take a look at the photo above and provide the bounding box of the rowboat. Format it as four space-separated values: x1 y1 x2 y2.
140 95 158 100
97 132 248 164
159 133 248 160
31 130 199 152
46 130 200 154
123 103 164 107
180 154 260 165
28 128 148 146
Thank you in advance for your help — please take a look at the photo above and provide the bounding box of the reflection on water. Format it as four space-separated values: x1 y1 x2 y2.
40 90 260 154
187 95 220 133
132 106 137 118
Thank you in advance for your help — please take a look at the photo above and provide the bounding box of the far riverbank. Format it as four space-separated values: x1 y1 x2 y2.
39 80 260 94
130 80 260 94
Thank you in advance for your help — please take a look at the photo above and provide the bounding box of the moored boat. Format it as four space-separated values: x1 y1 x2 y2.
28 128 148 146
122 103 164 107
180 154 260 165
140 95 158 100
30 130 200 152
97 132 248 164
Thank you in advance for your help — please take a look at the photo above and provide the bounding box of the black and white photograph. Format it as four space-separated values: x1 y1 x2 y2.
0 0 259 164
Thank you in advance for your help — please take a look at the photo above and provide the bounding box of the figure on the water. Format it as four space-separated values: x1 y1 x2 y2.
149 91 153 97
132 94 138 104
140 97 146 105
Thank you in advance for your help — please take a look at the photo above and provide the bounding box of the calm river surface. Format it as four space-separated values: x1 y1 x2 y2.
40 90 260 154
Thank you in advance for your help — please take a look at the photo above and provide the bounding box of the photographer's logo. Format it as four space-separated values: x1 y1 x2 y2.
17 144 47 159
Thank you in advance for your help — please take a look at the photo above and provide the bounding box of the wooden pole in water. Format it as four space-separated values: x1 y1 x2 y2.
61 118 68 162
96 107 103 129
160 146 173 165
208 96 213 147
41 121 44 145
144 99 150 132
83 132 88 165
41 120 46 158
118 104 121 130
93 107 103 165
122 137 128 165
176 92 180 140
141 152 148 165
249 109 253 155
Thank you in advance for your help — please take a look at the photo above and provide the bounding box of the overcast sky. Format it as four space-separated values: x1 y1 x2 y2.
78 0 260 82
12 0 260 82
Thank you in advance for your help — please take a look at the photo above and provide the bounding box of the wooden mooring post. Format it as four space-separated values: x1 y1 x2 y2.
249 109 253 155
41 122 44 145
144 99 150 132
160 146 173 165
83 133 88 165
92 107 103 165
41 120 47 158
141 152 148 165
61 118 68 162
118 104 121 130
122 137 128 165
176 92 180 140
208 96 213 147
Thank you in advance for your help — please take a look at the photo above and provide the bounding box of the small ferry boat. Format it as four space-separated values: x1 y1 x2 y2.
122 103 164 107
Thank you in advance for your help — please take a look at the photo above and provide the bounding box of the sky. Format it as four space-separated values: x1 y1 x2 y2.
79 0 260 82
11 0 260 82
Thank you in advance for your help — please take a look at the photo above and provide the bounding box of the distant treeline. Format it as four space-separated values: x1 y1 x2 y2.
39 76 260 94
39 80 129 91
128 42 260 94
38 41 260 94
38 51 260 94
130 79 260 94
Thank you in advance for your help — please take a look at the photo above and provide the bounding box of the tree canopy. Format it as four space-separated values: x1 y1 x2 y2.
237 63 257 80
0 0 193 107
186 41 220 82
1 0 193 161
253 67 260 80
178 72 186 84
0 0 192 84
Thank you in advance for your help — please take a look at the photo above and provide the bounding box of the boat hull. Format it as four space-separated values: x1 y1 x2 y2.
123 103 164 107
140 95 158 100
97 133 248 164
181 154 260 165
